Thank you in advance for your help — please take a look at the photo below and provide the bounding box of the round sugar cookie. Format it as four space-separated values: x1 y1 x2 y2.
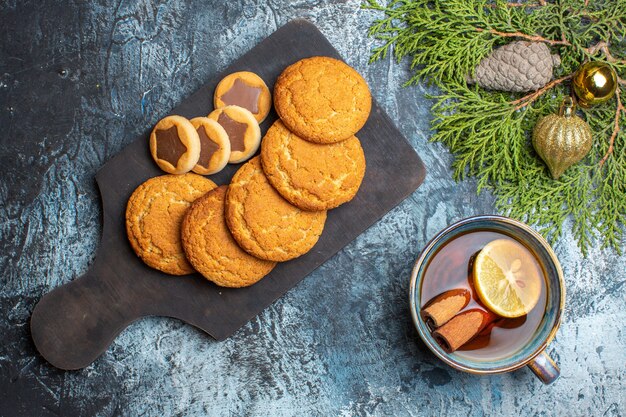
225 157 327 262
181 186 277 287
208 105 261 164
261 120 366 211
190 117 230 175
125 173 216 275
273 56 372 144
214 71 271 123
150 115 200 174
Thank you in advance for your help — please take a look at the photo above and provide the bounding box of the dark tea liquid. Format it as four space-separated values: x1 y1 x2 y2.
420 230 547 361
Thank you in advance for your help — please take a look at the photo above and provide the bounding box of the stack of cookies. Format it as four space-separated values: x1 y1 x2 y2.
126 56 371 288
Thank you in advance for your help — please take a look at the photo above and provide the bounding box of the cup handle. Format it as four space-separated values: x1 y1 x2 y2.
527 351 560 384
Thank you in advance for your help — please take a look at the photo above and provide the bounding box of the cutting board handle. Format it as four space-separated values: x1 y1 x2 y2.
30 261 139 370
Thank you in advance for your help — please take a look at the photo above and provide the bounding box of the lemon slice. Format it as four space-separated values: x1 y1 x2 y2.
473 238 542 318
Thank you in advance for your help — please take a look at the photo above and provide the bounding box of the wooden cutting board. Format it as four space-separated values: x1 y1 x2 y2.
30 19 426 370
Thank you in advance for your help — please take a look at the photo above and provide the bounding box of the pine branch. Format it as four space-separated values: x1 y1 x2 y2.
584 41 626 65
599 86 625 167
485 2 544 7
364 0 626 254
511 74 574 109
474 27 570 46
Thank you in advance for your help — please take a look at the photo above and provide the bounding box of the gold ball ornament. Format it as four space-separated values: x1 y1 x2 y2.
532 97 593 179
572 61 618 107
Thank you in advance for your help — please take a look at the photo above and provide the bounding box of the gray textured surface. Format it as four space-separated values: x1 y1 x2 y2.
0 1 624 416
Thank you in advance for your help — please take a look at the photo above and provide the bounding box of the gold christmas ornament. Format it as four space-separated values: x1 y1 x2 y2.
532 97 593 179
572 61 618 107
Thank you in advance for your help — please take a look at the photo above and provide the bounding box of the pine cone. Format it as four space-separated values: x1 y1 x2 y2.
466 41 561 92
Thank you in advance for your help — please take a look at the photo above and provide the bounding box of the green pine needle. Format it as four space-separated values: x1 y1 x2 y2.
364 0 626 255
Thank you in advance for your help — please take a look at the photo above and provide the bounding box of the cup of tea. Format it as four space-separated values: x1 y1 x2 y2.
409 215 565 384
